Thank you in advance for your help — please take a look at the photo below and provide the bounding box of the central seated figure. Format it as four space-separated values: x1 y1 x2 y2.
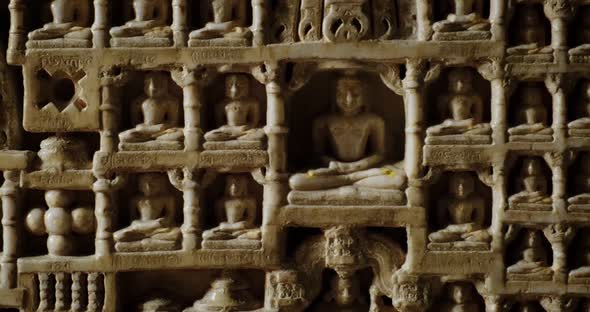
426 68 491 145
203 75 265 151
27 0 92 48
428 172 491 251
110 0 172 47
288 76 407 206
119 72 184 151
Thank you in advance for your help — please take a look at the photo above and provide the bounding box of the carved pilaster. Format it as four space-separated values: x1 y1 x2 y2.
252 0 267 46
543 224 575 282
416 0 432 40
93 176 126 257
544 152 568 207
54 272 66 311
478 60 506 145
71 272 82 311
0 171 19 288
543 0 573 63
489 0 506 41
172 0 188 47
172 67 210 152
545 74 574 145
99 69 128 153
7 0 26 64
37 273 50 312
92 0 109 48
169 169 202 251
403 60 427 208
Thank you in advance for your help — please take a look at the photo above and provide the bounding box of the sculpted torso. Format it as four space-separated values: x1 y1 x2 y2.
447 197 482 224
141 97 177 126
321 113 376 162
51 0 76 24
136 196 174 223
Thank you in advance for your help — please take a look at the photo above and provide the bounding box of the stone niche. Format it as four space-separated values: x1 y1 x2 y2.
288 70 405 172
507 156 553 212
116 270 265 311
505 228 553 281
508 82 554 143
115 70 184 152
425 67 492 146
109 0 174 47
427 171 492 251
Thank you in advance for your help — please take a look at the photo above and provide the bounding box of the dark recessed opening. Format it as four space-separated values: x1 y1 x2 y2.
53 78 76 104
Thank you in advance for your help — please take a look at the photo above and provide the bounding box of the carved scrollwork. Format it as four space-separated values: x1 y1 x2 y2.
322 0 370 42
379 63 404 96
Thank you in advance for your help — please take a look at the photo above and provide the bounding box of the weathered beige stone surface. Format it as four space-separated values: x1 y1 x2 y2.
2 0 590 311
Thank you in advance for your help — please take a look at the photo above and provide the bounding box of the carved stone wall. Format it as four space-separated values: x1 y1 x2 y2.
1 0 590 311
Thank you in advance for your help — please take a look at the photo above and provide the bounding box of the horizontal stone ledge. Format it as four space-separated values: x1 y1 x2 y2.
17 250 278 273
25 41 505 68
279 205 424 228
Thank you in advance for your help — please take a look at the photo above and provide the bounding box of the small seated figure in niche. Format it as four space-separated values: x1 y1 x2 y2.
432 0 490 41
202 175 262 250
569 240 590 279
506 6 553 59
508 85 553 142
288 77 407 206
189 0 252 46
439 283 482 312
569 6 590 57
185 271 262 312
27 0 92 48
508 158 552 211
428 172 491 250
114 173 181 252
426 68 491 145
110 0 172 47
568 81 590 136
568 154 590 211
119 72 184 151
310 274 368 312
203 75 265 151
507 230 553 279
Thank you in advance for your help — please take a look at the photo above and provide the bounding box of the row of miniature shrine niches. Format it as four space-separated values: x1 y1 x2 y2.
30 67 590 150
14 1 590 57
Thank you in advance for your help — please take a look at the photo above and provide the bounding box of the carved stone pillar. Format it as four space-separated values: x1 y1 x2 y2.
490 165 506 252
7 0 26 64
92 0 109 48
543 224 575 283
545 74 570 144
99 69 126 153
172 0 188 47
416 0 432 40
544 0 573 63
402 60 426 208
489 0 506 41
87 273 100 312
544 152 566 209
93 176 125 257
172 68 206 152
252 0 267 46
54 272 66 311
254 63 288 257
0 171 19 288
478 60 506 144
181 169 201 251
38 273 50 312
71 272 82 311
